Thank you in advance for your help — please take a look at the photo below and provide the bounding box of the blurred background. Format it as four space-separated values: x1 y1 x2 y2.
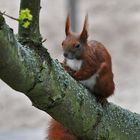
0 0 140 139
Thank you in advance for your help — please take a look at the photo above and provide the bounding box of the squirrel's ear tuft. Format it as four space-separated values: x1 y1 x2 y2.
80 14 88 43
65 14 71 36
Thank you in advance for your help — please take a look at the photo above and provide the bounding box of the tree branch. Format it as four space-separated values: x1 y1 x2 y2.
18 0 42 45
0 14 140 139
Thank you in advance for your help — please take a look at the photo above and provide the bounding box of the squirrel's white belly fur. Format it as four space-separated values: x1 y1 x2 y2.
66 58 82 71
66 58 97 90
80 74 98 91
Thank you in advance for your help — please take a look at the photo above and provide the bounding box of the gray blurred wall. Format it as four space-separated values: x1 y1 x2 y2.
0 0 140 136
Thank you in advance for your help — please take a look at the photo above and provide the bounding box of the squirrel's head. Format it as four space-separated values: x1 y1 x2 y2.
62 15 88 60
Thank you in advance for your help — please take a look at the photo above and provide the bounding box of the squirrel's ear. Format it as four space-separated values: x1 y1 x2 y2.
80 15 88 43
65 15 71 36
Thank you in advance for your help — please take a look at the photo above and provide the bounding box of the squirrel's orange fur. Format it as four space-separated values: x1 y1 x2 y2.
48 119 78 140
48 15 115 140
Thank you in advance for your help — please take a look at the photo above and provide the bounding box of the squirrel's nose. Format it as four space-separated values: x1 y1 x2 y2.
64 52 68 57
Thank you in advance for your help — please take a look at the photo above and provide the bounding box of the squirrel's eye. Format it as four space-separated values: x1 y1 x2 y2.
75 44 80 48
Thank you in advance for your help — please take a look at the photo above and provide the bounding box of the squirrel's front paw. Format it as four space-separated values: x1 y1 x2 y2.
73 72 83 80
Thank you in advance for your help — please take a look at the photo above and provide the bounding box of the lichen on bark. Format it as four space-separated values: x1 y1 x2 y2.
0 0 140 139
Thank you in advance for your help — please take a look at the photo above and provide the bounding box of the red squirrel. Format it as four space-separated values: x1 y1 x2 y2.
47 15 115 140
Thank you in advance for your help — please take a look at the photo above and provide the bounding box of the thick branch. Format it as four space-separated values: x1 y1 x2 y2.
18 0 42 44
0 16 140 140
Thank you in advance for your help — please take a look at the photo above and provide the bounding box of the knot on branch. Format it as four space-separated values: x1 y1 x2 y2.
0 14 5 28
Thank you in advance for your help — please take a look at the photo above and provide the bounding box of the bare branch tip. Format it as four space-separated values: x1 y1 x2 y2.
41 38 47 44
0 11 18 21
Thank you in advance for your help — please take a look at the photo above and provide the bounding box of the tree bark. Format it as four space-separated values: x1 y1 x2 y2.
0 0 140 140
18 0 42 45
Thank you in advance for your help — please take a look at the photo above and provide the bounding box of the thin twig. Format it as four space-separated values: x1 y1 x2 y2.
0 11 19 21
41 38 47 43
